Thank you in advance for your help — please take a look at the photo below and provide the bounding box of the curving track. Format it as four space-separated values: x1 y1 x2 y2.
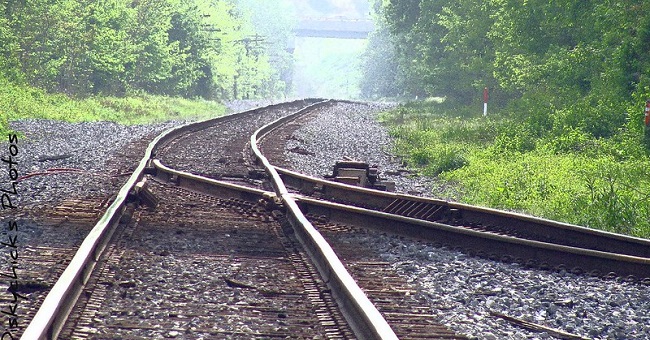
22 100 402 339
254 101 650 283
21 99 650 339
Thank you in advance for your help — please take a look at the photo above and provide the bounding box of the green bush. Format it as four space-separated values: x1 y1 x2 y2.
408 145 468 175
382 101 650 238
553 98 627 139
540 127 595 154
490 127 536 154
572 160 650 236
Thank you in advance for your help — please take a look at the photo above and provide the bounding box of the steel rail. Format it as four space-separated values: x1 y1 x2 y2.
274 166 650 259
153 160 401 339
250 100 399 339
21 99 319 339
153 152 650 281
152 159 271 204
292 194 650 280
22 123 172 339
151 98 324 155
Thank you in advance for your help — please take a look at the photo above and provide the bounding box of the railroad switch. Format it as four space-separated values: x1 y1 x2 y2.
262 192 283 210
440 208 462 223
248 168 268 180
325 159 395 191
120 203 136 224
143 159 157 176
129 177 159 209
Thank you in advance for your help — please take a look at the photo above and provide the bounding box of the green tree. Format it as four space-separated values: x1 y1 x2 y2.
235 0 296 97
203 0 279 99
0 0 286 100
84 0 136 95
7 0 85 92
0 1 22 82
167 1 214 98
126 0 179 94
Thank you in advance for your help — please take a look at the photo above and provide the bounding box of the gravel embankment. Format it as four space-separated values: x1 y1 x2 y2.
0 119 183 337
6 119 181 211
283 101 650 340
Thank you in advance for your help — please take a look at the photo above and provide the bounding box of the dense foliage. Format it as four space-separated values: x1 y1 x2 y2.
364 0 650 116
0 0 288 100
364 1 650 236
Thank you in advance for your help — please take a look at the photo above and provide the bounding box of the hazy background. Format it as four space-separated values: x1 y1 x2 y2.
287 0 371 99
288 0 370 18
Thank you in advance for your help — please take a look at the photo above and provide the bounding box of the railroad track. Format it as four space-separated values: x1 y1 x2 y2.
22 100 400 339
22 99 650 339
59 178 355 338
0 127 164 339
0 227 85 336
154 99 324 186
253 100 650 283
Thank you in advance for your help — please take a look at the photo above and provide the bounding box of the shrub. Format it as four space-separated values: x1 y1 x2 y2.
404 143 468 175
540 127 594 154
381 100 650 238
490 127 536 154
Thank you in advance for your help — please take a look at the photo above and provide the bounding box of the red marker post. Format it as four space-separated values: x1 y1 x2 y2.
483 87 489 116
645 100 650 127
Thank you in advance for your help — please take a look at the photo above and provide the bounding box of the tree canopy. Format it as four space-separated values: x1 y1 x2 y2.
0 0 290 100
363 0 650 133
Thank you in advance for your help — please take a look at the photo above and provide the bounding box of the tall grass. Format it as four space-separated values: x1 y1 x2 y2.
0 80 225 135
382 101 650 238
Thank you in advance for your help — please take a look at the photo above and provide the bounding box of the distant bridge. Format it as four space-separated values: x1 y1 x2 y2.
294 18 375 39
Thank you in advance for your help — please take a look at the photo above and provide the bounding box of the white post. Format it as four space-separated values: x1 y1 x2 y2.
483 87 488 116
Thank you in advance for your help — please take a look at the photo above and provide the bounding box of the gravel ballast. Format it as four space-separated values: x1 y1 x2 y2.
7 119 181 210
1 118 183 337
283 101 650 340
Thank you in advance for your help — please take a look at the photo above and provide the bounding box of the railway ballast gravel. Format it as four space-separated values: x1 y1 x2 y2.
1 119 180 336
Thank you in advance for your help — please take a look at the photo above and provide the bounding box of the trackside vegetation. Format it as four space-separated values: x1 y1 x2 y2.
0 0 295 134
0 79 225 136
364 1 650 237
381 100 650 238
